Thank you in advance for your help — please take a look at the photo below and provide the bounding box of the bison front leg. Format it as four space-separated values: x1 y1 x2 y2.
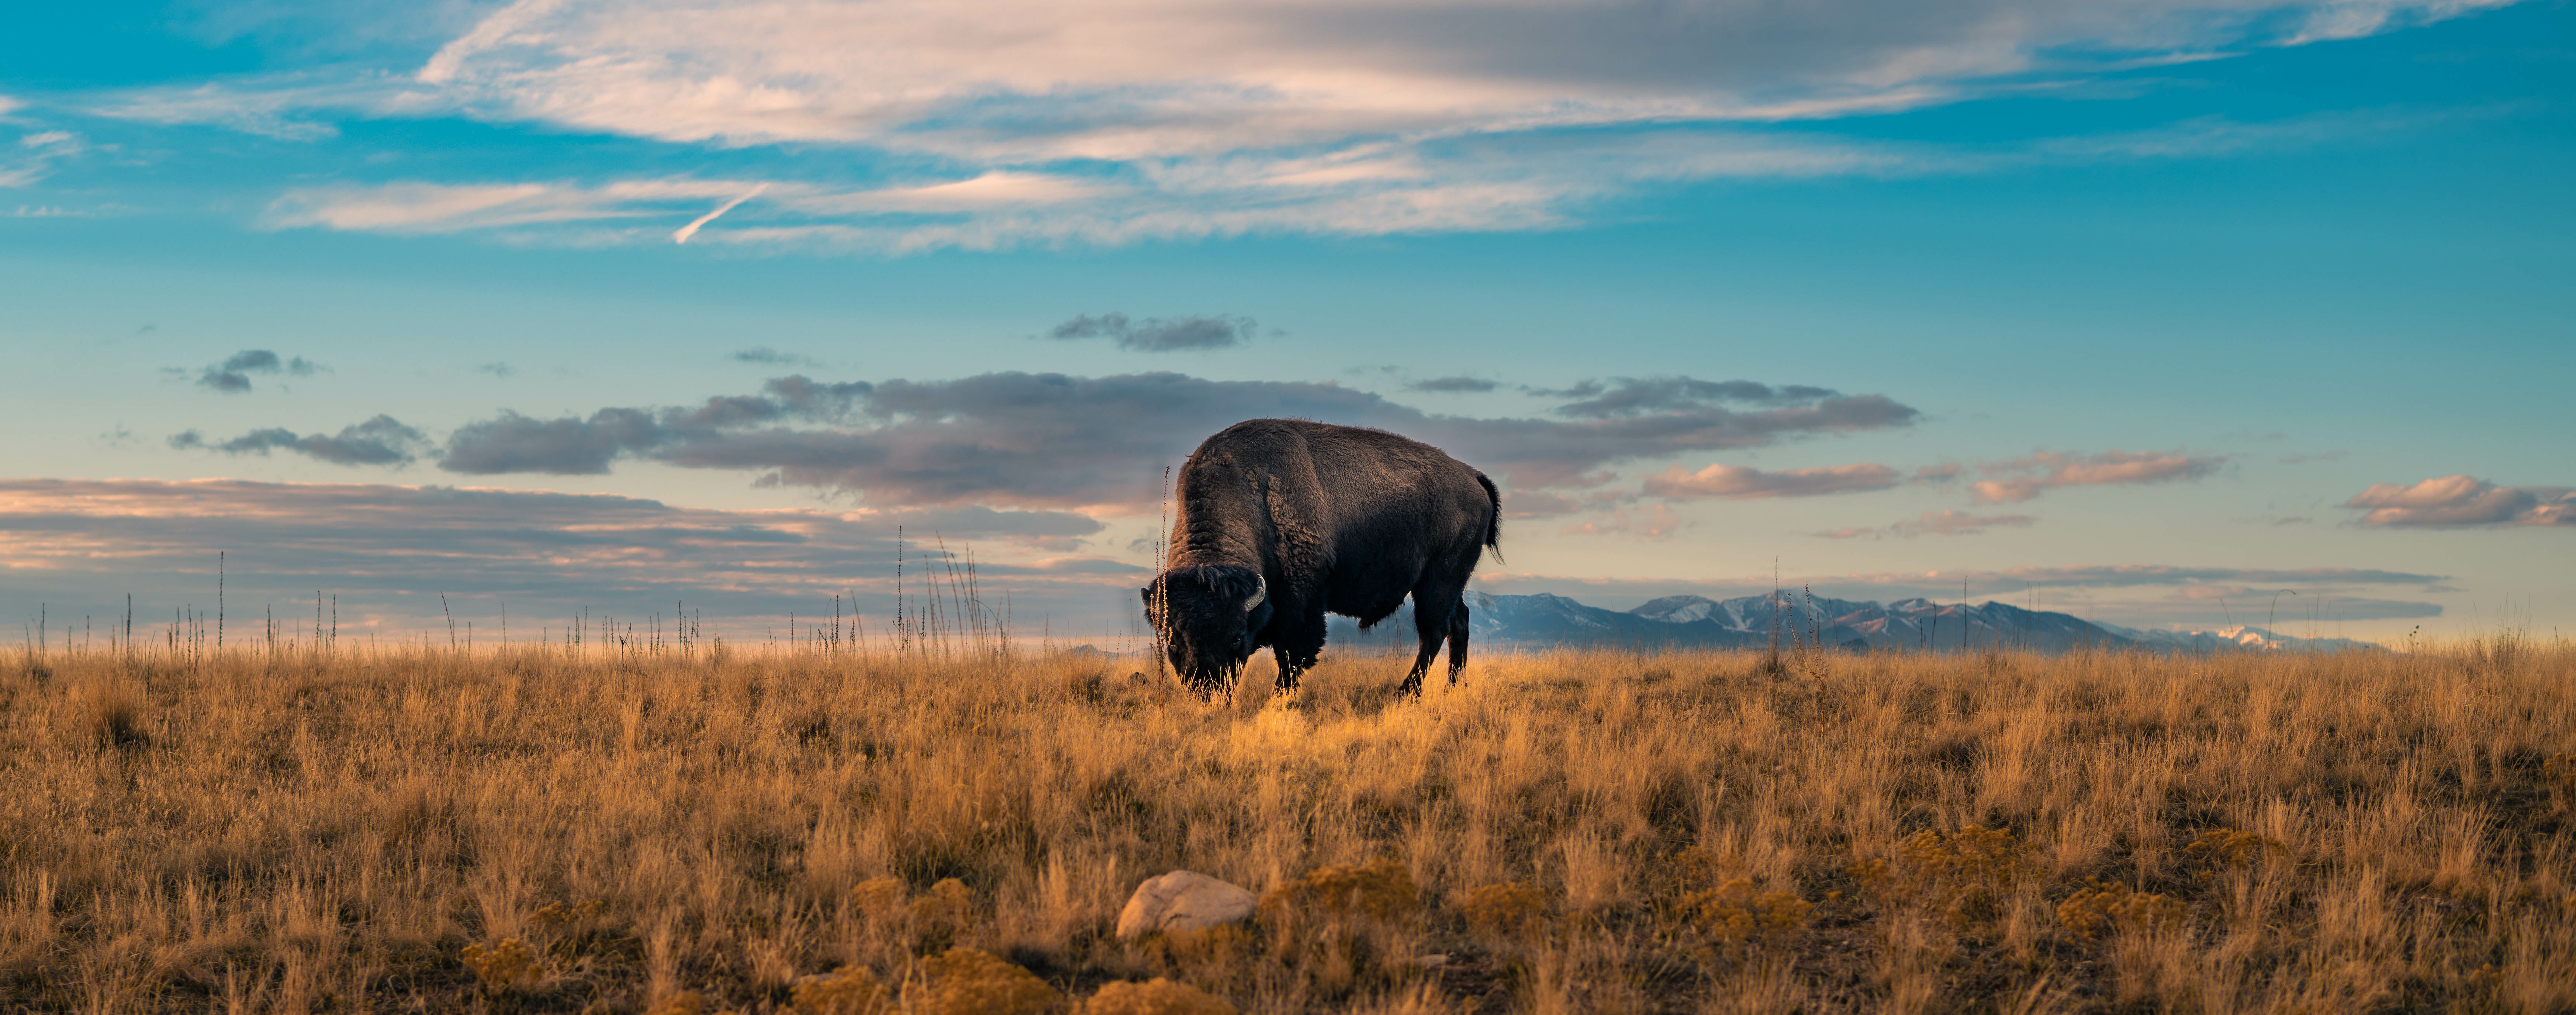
1272 606 1327 691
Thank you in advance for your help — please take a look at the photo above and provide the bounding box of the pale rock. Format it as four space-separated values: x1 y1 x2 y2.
1116 871 1256 938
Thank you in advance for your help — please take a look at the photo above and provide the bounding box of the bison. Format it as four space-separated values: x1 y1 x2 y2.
1141 419 1500 694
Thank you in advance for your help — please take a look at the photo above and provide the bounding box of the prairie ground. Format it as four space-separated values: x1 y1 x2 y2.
4 633 2574 1013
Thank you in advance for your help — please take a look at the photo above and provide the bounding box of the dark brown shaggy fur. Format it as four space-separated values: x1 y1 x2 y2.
1143 419 1500 693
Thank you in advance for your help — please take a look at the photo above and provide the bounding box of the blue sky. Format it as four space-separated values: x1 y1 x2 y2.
3 0 2569 645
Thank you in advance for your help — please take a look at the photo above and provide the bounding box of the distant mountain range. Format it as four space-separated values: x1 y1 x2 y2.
1323 590 2382 654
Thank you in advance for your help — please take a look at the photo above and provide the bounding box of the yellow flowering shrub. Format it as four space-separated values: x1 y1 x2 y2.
793 966 891 1015
1261 859 1419 922
850 878 906 917
1851 826 2030 928
460 937 537 992
2056 881 2187 940
914 947 1061 1015
1079 978 1238 1015
1679 878 1812 946
1456 881 1548 937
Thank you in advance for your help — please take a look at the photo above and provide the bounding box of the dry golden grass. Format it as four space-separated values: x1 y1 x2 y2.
4 633 2573 1013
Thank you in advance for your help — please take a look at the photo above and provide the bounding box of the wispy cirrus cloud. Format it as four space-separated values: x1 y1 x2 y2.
212 110 2435 253
2343 475 2575 527
93 78 354 140
3 128 87 188
249 135 1888 250
263 179 766 234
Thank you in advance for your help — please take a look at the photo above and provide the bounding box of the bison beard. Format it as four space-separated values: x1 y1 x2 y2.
1142 419 1501 695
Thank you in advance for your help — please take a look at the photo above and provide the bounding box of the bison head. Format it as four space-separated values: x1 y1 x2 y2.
1141 564 1271 690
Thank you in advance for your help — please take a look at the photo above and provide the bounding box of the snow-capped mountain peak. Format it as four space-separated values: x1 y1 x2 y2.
1336 592 2388 654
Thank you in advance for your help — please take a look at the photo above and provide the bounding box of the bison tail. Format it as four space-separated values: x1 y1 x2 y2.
1476 472 1503 562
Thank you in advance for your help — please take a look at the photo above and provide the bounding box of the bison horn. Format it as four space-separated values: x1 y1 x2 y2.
1244 574 1266 611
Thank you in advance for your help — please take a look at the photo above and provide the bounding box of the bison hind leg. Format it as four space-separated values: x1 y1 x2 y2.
1446 602 1471 684
1400 589 1463 697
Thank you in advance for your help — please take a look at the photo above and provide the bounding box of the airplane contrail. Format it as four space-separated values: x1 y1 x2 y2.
672 184 769 244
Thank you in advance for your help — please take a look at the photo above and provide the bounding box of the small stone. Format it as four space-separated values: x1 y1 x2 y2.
1116 871 1258 938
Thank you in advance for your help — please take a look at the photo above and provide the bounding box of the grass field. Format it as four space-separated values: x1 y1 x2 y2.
5 633 2573 1013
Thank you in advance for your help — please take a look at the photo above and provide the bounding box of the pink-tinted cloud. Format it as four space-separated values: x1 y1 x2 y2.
1970 448 2224 503
2343 475 2575 527
1645 462 1898 500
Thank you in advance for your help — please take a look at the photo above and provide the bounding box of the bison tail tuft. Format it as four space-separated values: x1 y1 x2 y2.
1477 472 1503 561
